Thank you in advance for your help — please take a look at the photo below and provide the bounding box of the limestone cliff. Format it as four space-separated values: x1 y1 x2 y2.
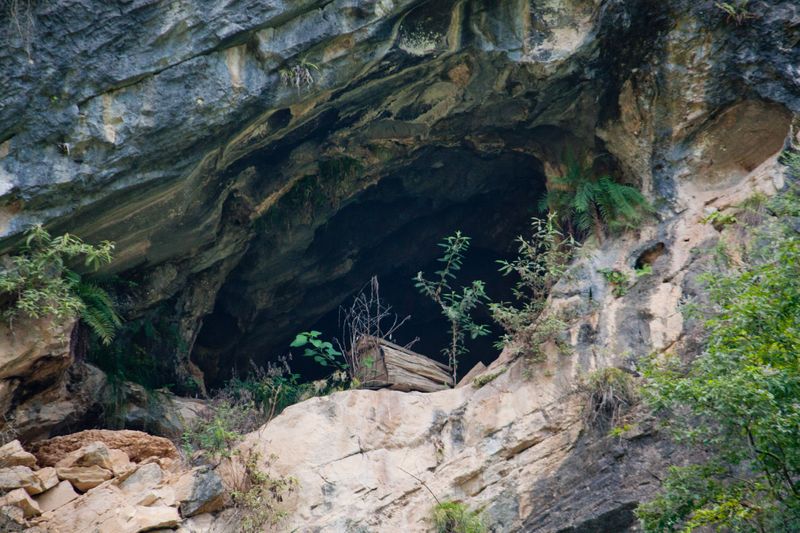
0 0 799 531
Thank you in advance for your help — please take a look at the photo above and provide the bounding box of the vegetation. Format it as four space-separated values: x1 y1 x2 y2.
415 231 490 385
0 225 120 343
714 1 757 25
581 367 637 430
490 215 577 359
335 275 412 381
229 451 297 533
279 59 319 90
472 369 506 389
637 187 800 531
598 268 629 298
540 153 652 240
432 501 486 533
701 210 738 231
290 330 348 372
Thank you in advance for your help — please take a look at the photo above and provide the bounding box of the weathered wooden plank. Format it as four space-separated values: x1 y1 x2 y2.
353 336 453 392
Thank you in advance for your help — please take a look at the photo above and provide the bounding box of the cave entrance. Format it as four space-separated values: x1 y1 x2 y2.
193 147 547 387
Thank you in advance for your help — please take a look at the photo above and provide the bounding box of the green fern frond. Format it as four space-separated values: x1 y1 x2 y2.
74 281 121 345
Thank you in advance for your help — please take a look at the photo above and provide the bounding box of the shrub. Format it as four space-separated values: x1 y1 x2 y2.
714 1 756 25
490 215 578 359
432 501 486 533
0 225 119 342
637 188 800 531
279 59 319 90
415 231 490 384
598 268 629 297
290 330 347 372
229 451 297 533
581 367 637 430
540 153 653 240
335 276 413 380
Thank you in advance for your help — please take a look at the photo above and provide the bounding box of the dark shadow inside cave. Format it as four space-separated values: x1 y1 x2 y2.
193 147 548 388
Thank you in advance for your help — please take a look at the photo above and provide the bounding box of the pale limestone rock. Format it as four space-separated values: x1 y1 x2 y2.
34 480 79 513
0 466 44 494
32 467 58 492
119 463 163 494
0 440 37 468
56 465 113 492
173 468 225 517
127 505 180 531
55 441 131 476
0 488 41 518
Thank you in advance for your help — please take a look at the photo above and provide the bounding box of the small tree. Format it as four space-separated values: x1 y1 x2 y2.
0 225 120 343
637 189 800 531
540 153 652 241
490 214 578 358
415 231 489 385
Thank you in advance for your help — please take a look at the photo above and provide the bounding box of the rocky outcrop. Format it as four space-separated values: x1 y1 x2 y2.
4 0 796 388
0 436 223 532
0 0 799 531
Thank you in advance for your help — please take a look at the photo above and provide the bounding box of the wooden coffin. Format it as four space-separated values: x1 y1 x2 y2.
354 336 453 392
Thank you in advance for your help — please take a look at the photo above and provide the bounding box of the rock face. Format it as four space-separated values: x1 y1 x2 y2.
217 151 790 532
0 0 799 531
3 0 796 390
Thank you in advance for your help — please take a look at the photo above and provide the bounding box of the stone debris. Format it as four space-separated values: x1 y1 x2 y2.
175 468 225 518
0 432 236 531
56 465 114 492
31 429 179 466
34 480 79 513
0 465 45 494
0 440 37 468
0 488 41 518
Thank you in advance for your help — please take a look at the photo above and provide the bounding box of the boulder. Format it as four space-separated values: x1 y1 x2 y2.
55 441 133 476
56 465 113 492
128 505 180 531
0 440 37 468
34 480 79 513
31 430 178 467
0 465 44 494
33 467 59 492
119 463 163 494
174 468 225 517
0 488 41 518
0 505 25 531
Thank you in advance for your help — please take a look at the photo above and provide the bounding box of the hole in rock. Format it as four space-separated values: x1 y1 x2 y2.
193 148 548 388
634 242 666 270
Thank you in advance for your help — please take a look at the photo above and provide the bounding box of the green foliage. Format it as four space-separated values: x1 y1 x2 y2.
598 268 629 297
290 330 347 371
89 308 184 393
415 231 490 384
432 501 486 533
609 424 633 438
638 191 800 531
539 153 653 239
230 451 297 532
701 210 738 230
714 1 756 25
635 264 653 278
581 367 637 429
490 215 577 359
472 369 506 389
72 279 122 345
0 225 119 343
181 401 246 459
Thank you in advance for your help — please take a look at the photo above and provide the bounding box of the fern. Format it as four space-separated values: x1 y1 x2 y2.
73 281 122 345
540 153 652 240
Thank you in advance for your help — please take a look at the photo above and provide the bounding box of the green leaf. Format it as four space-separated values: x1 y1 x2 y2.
290 334 308 347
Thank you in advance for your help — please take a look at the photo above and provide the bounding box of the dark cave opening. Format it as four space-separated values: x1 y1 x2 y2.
193 147 548 388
